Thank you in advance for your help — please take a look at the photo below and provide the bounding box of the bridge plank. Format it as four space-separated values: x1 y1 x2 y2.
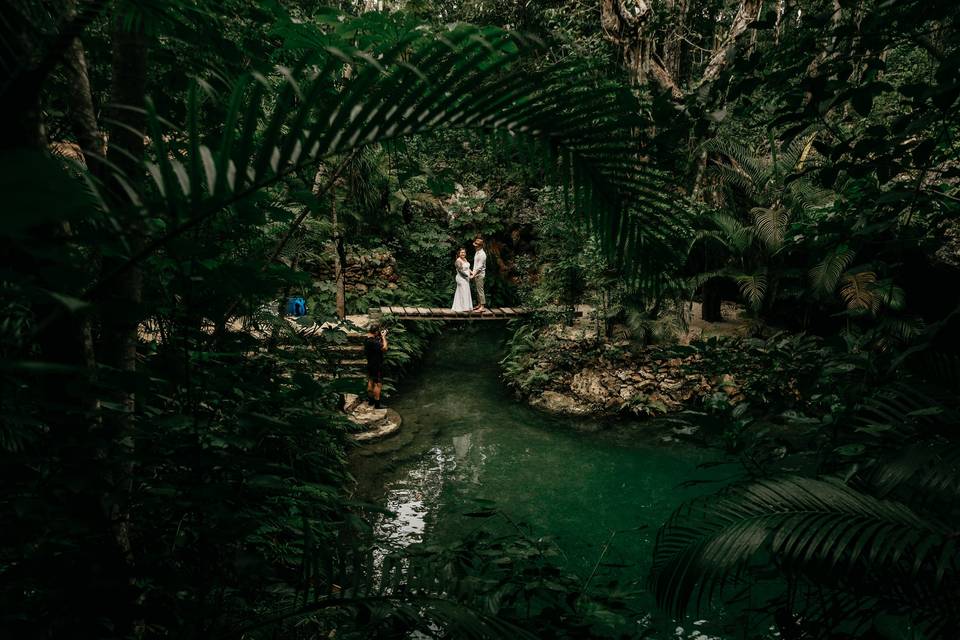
373 305 578 320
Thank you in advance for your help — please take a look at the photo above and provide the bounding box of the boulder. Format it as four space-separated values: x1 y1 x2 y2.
342 393 402 443
530 391 593 416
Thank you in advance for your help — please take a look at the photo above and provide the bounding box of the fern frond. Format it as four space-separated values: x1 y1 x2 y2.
778 134 815 174
702 138 772 195
788 178 835 213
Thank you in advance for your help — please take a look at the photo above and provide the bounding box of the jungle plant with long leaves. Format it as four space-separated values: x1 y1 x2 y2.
690 134 835 316
651 379 960 639
93 19 693 311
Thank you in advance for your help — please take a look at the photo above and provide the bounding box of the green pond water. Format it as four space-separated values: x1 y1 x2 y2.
350 324 735 637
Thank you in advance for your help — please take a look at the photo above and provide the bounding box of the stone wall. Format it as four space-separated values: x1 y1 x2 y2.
306 245 400 294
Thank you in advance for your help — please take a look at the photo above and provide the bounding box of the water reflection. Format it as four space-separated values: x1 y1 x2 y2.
352 326 732 637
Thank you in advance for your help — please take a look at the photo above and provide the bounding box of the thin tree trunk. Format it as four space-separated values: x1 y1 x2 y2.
218 154 355 327
690 148 709 201
63 27 104 172
99 15 149 637
333 194 346 320
100 16 147 413
61 10 103 415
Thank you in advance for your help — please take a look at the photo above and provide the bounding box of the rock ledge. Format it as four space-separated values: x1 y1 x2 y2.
343 393 402 442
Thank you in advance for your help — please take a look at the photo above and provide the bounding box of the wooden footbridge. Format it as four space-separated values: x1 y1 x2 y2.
372 306 583 321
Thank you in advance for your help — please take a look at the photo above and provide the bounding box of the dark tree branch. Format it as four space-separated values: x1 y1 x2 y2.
1 0 108 106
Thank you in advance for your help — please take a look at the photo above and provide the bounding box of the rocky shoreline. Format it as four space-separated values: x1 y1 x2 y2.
522 337 734 419
504 306 754 420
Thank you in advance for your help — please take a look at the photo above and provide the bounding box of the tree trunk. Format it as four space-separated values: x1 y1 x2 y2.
333 193 346 320
100 16 147 405
694 0 763 89
702 278 723 322
60 11 103 409
62 7 104 173
98 15 149 637
602 0 762 97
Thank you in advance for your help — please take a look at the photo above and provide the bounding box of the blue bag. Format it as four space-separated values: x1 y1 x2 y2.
286 296 307 316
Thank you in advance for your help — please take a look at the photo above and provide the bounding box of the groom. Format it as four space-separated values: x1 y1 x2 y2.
470 237 486 312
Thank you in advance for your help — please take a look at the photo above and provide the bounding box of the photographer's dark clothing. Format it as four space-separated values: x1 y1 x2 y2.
364 335 385 382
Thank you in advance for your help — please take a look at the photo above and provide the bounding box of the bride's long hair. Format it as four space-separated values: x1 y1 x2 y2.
454 247 466 267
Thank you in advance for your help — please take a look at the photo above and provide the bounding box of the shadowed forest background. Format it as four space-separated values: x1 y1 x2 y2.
3 0 960 638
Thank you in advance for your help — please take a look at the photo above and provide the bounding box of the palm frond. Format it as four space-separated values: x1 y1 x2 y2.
93 23 690 300
853 381 954 441
809 245 856 294
651 475 951 619
874 316 924 351
709 211 755 253
736 271 767 310
912 353 960 394
871 279 907 311
840 271 878 313
751 205 790 251
869 443 960 501
688 267 741 290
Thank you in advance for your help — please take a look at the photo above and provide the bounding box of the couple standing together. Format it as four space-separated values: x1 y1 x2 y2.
452 237 487 312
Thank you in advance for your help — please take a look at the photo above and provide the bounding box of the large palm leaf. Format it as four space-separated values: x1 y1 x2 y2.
751 205 790 251
650 475 957 632
809 244 856 294
87 22 690 303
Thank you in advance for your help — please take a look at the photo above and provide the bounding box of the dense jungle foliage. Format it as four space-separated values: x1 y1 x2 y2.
3 0 960 638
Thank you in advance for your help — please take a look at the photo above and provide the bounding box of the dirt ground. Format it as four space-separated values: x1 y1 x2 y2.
679 301 755 343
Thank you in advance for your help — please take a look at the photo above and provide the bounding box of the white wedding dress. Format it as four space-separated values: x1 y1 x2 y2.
451 258 473 311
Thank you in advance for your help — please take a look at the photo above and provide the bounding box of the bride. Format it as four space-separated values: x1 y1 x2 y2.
451 247 474 311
